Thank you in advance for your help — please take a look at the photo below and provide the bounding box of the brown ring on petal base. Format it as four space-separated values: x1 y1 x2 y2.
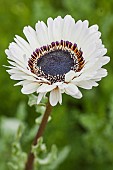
28 40 85 84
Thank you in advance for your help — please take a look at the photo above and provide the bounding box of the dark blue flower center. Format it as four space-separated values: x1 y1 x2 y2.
28 40 85 84
37 49 74 76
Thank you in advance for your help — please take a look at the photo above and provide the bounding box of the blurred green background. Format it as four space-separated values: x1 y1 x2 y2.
0 0 113 170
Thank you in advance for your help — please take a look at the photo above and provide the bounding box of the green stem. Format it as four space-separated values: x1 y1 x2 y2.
25 101 52 170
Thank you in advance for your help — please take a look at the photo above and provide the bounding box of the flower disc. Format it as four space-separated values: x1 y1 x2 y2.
37 49 74 76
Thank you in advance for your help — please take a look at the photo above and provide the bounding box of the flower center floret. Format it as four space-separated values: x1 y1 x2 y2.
28 40 85 84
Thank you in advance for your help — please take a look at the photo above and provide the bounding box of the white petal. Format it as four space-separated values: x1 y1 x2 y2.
75 80 98 89
86 47 107 61
65 70 76 82
89 24 99 33
6 68 22 74
70 20 83 43
58 90 62 104
58 83 68 90
77 20 89 44
65 83 79 95
35 21 50 46
65 83 82 99
49 88 61 106
72 90 82 99
7 60 19 67
10 73 27 80
37 84 56 93
21 75 37 81
6 47 26 69
62 15 75 41
101 56 110 65
47 17 54 42
94 68 108 79
14 79 39 86
14 35 33 56
81 56 109 79
21 82 39 94
23 26 40 49
14 80 28 86
83 43 96 59
37 93 46 104
52 16 63 41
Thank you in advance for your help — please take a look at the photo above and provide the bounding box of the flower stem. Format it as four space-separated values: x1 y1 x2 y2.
25 101 52 170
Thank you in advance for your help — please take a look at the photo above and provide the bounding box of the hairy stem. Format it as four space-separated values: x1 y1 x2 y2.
25 101 52 170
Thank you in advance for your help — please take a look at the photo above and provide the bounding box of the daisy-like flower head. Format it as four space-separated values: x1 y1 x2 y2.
5 15 110 106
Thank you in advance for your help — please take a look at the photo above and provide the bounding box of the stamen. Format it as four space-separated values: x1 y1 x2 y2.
28 40 85 84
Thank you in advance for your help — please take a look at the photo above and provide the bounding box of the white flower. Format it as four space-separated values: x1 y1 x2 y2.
5 15 110 106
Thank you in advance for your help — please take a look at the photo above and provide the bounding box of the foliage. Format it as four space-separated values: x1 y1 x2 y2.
0 0 113 170
0 96 70 170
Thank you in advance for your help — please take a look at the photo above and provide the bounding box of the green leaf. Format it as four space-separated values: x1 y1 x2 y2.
28 94 38 107
35 145 57 165
48 146 70 170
